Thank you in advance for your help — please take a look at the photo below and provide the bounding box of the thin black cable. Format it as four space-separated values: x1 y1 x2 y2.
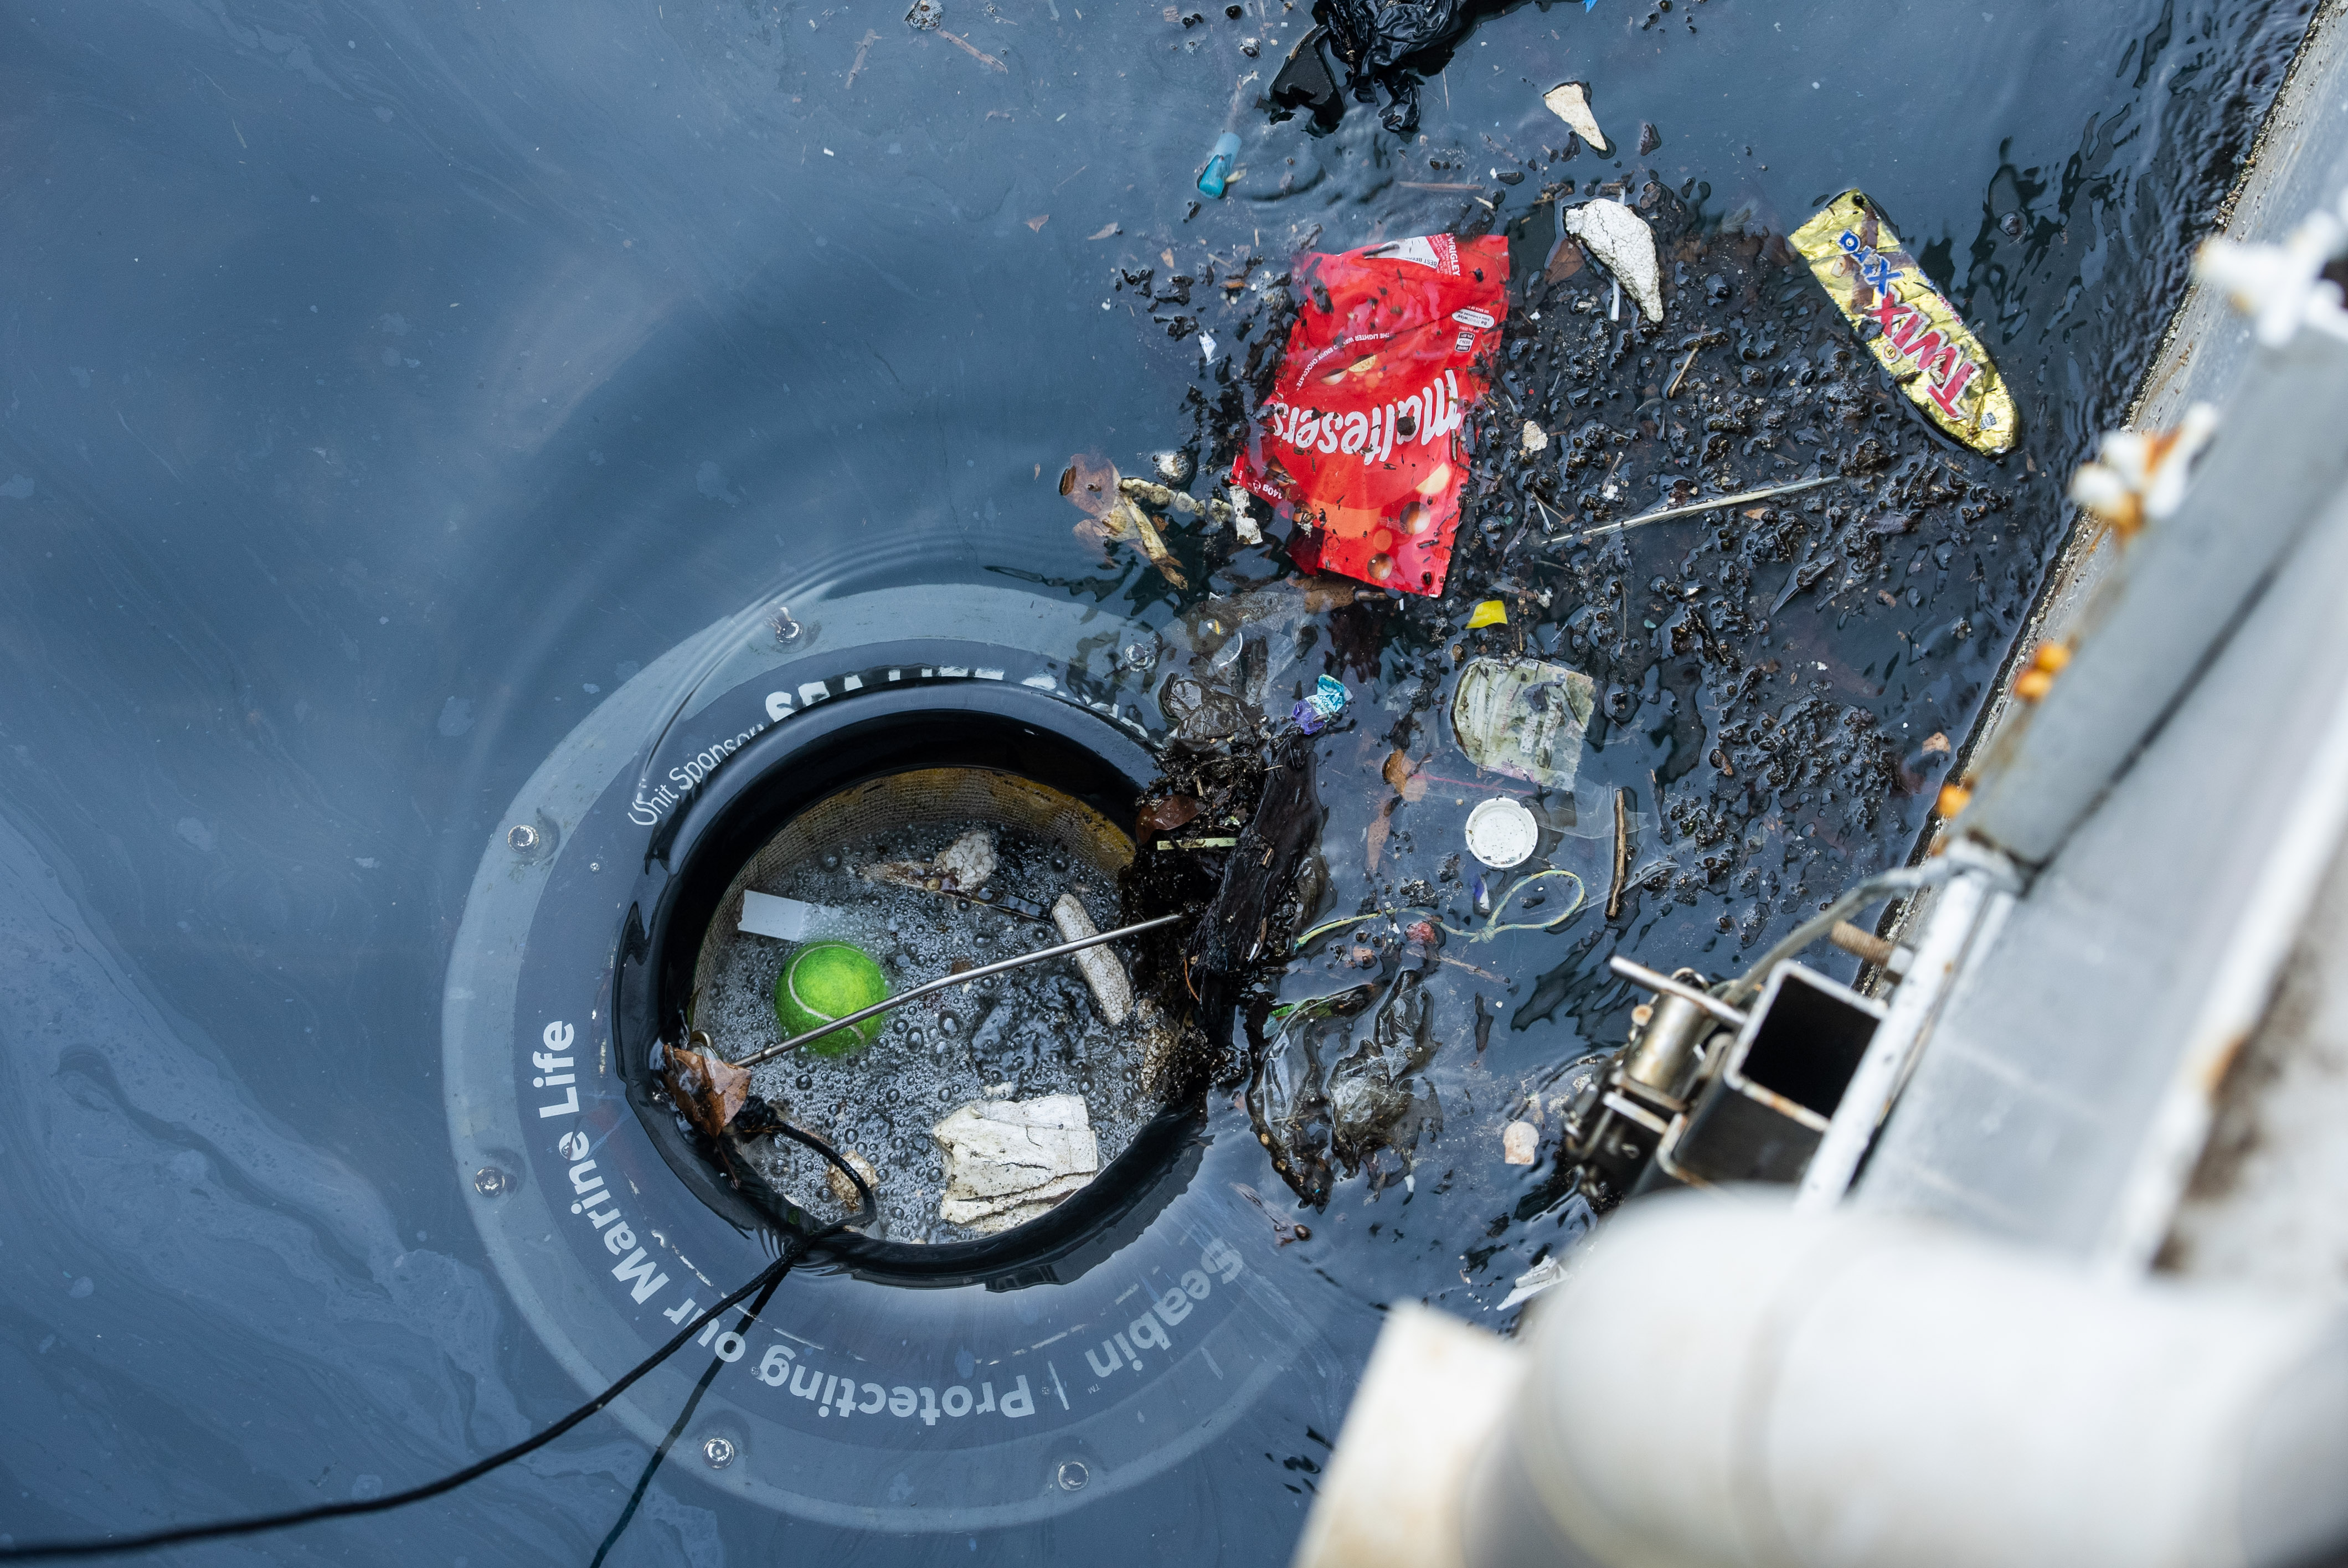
0 1125 876 1564
585 1262 787 1568
583 1123 870 1566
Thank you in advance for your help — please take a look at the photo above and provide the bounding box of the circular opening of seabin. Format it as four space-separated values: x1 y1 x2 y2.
678 766 1173 1244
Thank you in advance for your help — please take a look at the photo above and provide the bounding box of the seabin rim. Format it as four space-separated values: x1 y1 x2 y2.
443 585 1349 1532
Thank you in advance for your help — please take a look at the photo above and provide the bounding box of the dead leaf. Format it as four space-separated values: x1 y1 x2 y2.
1026 213 1049 232
1116 496 1188 589
1059 452 1120 518
1140 794 1205 833
1366 798 1396 872
1295 576 1360 615
663 1037 750 1138
1382 750 1429 802
1544 236 1585 283
1922 731 1951 755
1087 221 1120 240
1160 247 1176 269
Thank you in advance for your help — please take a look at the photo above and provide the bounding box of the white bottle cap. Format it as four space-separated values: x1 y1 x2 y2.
1464 798 1540 869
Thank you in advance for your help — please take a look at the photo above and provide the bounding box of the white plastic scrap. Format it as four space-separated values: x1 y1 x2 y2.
739 889 828 941
1229 487 1263 546
1052 891 1134 1025
1540 81 1610 157
1520 420 1550 454
1563 200 1662 325
934 1094 1100 1232
1497 1254 1571 1313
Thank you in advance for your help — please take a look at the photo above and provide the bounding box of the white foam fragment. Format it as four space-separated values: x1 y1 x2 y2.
933 828 997 890
1051 893 1133 1025
1563 199 1664 325
933 1094 1100 1228
1541 81 1610 156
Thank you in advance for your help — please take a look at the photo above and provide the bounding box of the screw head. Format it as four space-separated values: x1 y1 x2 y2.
702 1436 737 1469
506 824 539 852
472 1166 513 1196
1055 1459 1089 1492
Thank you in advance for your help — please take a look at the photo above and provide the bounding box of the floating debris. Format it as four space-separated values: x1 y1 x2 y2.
863 828 998 898
1790 190 2017 454
1466 598 1508 629
1541 82 1610 156
934 1094 1101 1232
738 889 834 942
1451 658 1596 790
662 1033 751 1137
1497 1253 1570 1312
1319 0 1480 130
824 1146 882 1210
905 0 941 29
1269 27 1342 123
1051 892 1134 1025
1562 199 1661 324
1197 132 1241 199
1291 673 1351 734
1464 798 1540 869
1565 474 1845 542
1231 234 1507 596
1502 1120 1538 1164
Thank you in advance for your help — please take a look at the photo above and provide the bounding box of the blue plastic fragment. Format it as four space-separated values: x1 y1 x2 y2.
1197 132 1242 199
1291 673 1350 734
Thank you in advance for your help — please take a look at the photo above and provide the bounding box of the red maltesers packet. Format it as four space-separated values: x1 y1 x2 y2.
1232 233 1508 597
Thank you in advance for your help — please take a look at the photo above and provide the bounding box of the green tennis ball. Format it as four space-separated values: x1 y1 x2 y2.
775 941 890 1057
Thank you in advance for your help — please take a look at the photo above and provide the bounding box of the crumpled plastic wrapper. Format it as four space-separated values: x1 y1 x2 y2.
1790 190 2017 455
1232 233 1507 597
1451 657 1597 791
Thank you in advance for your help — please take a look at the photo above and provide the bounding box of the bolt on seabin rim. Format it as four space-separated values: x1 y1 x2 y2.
442 585 1353 1531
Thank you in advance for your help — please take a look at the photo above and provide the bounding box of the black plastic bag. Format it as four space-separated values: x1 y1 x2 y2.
1314 0 1485 132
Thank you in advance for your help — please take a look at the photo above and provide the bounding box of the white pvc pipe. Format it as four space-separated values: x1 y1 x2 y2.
1296 1192 2348 1568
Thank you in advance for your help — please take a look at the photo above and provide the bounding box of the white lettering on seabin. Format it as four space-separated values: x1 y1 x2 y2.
534 1021 580 1118
732 1236 1246 1432
554 1128 671 1305
627 719 769 826
1081 1241 1239 1386
753 1340 1040 1426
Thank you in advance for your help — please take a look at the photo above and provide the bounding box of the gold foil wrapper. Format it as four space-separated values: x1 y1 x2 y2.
1791 190 2017 455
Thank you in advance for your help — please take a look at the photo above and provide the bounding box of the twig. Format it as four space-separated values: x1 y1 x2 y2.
1605 786 1630 920
1566 474 1844 543
845 28 880 89
937 28 1007 70
1665 344 1700 399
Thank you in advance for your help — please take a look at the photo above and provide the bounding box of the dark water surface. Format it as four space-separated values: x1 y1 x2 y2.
0 0 2312 1560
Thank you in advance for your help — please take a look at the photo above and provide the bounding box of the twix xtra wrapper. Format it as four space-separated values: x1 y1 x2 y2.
1791 191 2017 455
1232 233 1508 596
